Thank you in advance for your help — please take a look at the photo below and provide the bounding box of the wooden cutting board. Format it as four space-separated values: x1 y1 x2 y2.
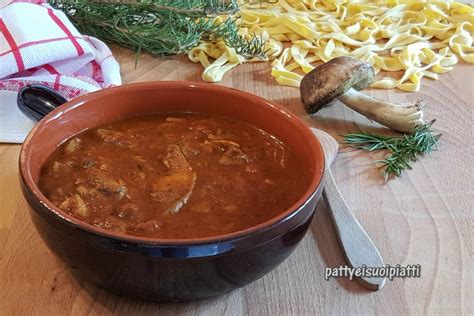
0 48 472 315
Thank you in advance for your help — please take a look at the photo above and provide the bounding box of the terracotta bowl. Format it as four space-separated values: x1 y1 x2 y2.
19 81 325 301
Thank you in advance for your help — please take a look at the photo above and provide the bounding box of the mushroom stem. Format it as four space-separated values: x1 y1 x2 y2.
338 88 425 133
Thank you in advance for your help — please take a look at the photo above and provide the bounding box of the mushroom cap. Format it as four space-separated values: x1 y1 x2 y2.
300 56 375 114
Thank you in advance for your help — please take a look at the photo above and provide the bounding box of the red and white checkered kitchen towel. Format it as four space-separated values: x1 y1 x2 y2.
0 0 121 143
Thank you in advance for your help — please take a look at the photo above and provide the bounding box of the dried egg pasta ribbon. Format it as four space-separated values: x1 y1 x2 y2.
188 29 281 82
188 0 474 92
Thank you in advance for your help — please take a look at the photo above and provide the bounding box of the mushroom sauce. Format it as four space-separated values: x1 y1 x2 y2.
38 113 310 239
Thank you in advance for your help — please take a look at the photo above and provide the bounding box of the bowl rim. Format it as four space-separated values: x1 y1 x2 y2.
19 81 325 246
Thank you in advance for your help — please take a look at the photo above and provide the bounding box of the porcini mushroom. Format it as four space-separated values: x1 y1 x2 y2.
300 56 424 133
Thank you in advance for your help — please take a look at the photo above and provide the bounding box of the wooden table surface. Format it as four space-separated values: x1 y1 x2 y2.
0 46 472 315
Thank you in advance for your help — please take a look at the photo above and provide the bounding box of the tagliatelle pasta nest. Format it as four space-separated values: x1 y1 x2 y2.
188 0 474 92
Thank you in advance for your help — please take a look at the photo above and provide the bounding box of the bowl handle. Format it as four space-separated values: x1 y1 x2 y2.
17 84 68 121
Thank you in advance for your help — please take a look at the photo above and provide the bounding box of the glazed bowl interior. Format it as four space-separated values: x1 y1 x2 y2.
20 81 324 244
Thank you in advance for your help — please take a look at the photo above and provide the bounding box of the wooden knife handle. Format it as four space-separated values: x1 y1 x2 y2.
322 168 386 291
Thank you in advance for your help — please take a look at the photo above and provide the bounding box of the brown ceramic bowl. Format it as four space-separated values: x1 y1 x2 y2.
19 81 325 301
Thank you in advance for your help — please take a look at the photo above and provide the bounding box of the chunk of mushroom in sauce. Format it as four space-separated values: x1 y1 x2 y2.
151 145 197 215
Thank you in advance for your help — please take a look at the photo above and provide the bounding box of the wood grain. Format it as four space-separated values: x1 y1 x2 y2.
0 46 472 315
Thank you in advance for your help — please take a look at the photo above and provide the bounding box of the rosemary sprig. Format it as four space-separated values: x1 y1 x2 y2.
54 0 240 17
49 0 267 58
343 120 441 179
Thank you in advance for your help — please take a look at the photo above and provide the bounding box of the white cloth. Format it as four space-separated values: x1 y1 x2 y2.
0 0 121 143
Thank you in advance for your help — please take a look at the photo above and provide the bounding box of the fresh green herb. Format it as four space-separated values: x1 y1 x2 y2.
343 120 441 179
49 0 267 58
